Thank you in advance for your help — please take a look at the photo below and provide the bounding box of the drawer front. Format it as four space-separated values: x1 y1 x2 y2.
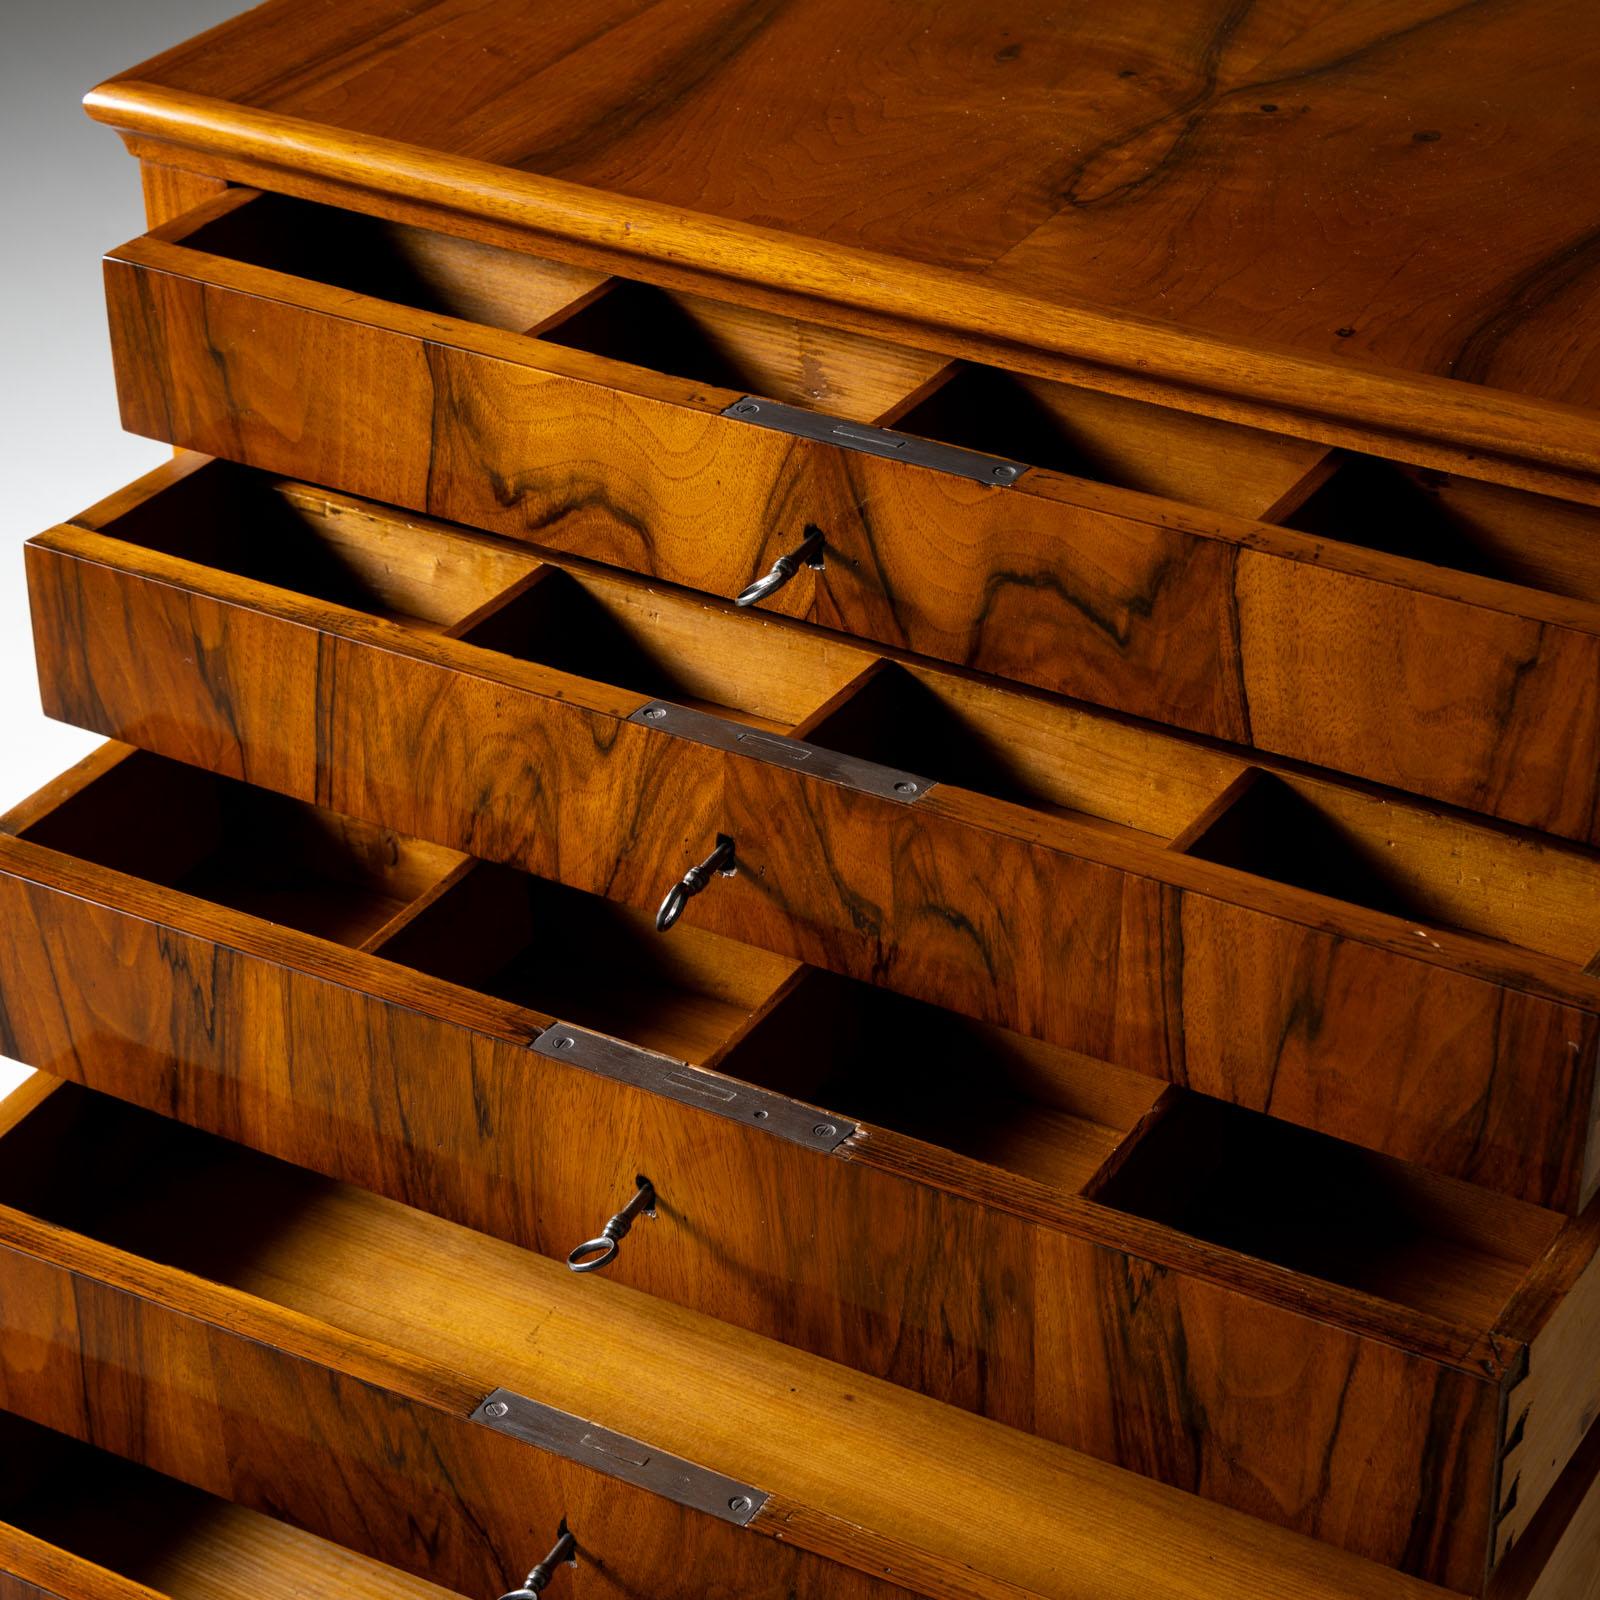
0 1079 1461 1600
0 796 1527 1592
104 192 1600 844
25 472 1600 1211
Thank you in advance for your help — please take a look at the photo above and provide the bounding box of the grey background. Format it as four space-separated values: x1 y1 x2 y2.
1 0 240 1092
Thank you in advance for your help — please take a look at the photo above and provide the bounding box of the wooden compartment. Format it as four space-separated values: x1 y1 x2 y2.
452 563 862 733
0 1413 463 1600
25 458 1600 1212
536 278 947 422
1282 454 1600 605
888 361 1325 519
1173 770 1600 968
0 1074 1480 1600
374 860 796 1064
1088 1093 1558 1329
175 189 604 333
16 746 465 951
2 750 1598 1590
103 188 1600 844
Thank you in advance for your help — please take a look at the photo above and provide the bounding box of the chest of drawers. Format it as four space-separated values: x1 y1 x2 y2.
3 4 1599 1599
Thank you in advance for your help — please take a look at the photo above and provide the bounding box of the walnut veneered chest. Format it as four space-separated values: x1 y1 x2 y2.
2 5 1599 1600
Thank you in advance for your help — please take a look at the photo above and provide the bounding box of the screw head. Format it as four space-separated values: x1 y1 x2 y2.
893 780 918 795
813 1123 838 1139
643 706 667 720
553 1034 575 1050
752 1108 769 1119
729 1496 753 1515
991 463 1018 481
733 402 761 416
484 1400 510 1419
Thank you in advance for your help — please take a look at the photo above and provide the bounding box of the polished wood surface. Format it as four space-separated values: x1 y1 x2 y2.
80 4 1600 484
1 747 1596 1590
101 191 1600 841
0 1076 1500 1600
26 460 1600 1209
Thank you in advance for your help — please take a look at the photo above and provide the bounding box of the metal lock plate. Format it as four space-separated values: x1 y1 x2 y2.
629 701 932 804
722 397 1030 487
532 1024 855 1152
473 1390 768 1524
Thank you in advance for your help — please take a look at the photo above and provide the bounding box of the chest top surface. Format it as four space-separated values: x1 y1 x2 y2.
86 0 1600 474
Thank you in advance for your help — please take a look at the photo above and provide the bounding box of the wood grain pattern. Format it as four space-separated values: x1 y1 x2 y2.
2 752 1597 1589
0 1077 1489 1600
24 466 1600 1209
78 0 1600 482
99 203 1600 839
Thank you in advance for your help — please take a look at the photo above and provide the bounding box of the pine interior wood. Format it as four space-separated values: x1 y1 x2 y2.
81 463 540 633
0 1080 1487 1600
538 276 951 423
0 1414 463 1600
79 3 1600 482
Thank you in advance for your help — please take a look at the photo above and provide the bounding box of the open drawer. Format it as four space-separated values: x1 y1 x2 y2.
0 1412 464 1600
0 753 1597 1593
25 459 1600 1210
105 188 1600 845
0 1073 1507 1600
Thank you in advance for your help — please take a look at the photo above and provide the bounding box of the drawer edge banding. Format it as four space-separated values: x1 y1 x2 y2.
721 397 1031 486
628 701 934 803
530 1024 858 1151
472 1389 769 1525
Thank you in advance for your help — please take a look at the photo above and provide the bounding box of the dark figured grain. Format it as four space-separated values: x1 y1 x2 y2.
99 207 1600 840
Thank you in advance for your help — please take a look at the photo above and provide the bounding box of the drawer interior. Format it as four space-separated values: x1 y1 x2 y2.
721 969 1165 1192
1088 1094 1563 1329
7 749 801 1068
62 459 1600 973
147 192 1600 602
14 750 466 951
92 464 541 634
795 661 1229 840
0 1411 460 1600
799 663 1600 965
721 969 1565 1329
372 860 800 1065
452 562 866 732
535 277 950 422
158 190 1338 518
177 190 605 334
1172 768 1600 965
887 361 1330 519
1280 452 1600 603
